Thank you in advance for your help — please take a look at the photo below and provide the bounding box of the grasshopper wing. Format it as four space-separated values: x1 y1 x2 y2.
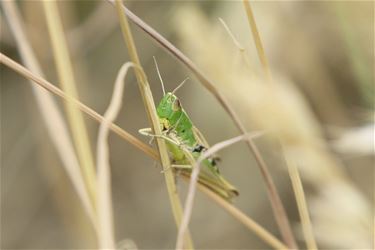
192 126 239 199
192 126 210 148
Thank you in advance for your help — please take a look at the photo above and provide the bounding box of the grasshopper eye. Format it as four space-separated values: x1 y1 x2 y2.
172 99 181 111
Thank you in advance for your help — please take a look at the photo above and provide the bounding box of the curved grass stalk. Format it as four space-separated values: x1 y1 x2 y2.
96 62 136 248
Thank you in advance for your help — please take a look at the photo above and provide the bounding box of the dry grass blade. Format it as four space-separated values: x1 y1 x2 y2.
113 0 194 248
176 132 264 250
218 17 252 70
284 150 318 250
96 62 136 248
106 2 293 248
242 0 271 82
1 0 96 228
0 53 158 161
218 18 245 51
242 1 296 247
42 0 97 205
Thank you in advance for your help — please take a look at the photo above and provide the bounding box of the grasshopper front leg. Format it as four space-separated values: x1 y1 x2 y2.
138 128 156 144
139 128 194 152
138 128 182 146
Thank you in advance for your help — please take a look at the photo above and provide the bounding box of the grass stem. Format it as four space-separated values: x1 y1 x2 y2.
42 0 97 207
242 0 272 82
242 1 298 247
114 0 194 248
284 150 318 250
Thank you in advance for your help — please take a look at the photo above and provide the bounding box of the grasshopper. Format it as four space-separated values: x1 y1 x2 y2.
139 59 238 201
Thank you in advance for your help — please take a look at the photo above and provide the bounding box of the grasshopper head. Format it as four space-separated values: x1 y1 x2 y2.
157 92 181 119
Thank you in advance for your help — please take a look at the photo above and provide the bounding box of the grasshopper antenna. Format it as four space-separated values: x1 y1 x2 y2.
153 56 165 95
172 77 189 94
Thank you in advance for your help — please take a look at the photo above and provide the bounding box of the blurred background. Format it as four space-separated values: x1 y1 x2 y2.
1 1 373 249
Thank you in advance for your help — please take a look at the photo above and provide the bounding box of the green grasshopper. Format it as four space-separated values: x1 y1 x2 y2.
139 60 238 201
